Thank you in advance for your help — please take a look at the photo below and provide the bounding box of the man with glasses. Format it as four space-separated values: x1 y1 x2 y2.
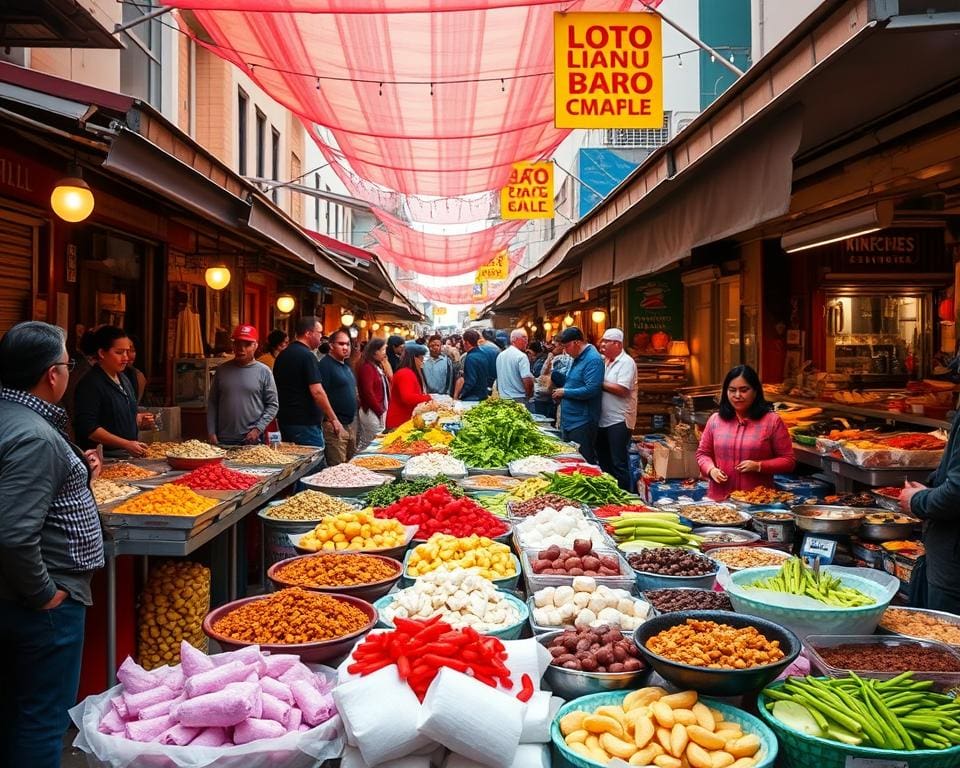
317 329 358 465
0 321 104 767
273 317 341 454
206 325 279 445
551 327 604 464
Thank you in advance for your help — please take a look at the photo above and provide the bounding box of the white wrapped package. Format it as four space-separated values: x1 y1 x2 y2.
342 744 439 768
289 679 335 726
210 645 265 670
259 692 293 727
518 693 561 744
418 668 522 768
443 744 550 768
262 654 300 678
159 724 200 746
233 717 286 745
333 665 434 766
498 640 551 697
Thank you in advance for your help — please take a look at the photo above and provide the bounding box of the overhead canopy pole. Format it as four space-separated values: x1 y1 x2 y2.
637 0 746 77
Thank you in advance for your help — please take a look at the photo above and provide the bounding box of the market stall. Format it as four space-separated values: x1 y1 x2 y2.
68 398 960 768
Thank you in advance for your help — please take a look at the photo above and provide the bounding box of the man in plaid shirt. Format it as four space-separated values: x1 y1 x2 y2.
0 321 104 767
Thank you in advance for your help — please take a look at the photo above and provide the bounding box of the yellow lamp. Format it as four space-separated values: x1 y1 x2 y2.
371 322 381 331
204 265 231 291
563 314 575 327
543 321 552 332
530 324 538 332
591 309 606 323
359 319 368 329
340 311 355 327
276 294 295 313
51 174 95 223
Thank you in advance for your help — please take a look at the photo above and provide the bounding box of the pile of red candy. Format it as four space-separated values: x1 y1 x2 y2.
347 616 533 702
374 486 509 540
172 462 260 491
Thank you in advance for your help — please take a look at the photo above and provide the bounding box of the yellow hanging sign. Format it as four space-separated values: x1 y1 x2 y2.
501 161 554 219
469 306 478 320
475 251 509 282
554 12 663 129
472 282 488 300
433 306 447 316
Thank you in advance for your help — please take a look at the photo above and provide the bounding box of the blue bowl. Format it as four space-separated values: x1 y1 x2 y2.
551 691 778 768
373 590 528 639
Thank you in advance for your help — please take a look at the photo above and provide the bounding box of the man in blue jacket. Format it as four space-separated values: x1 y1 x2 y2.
551 326 604 464
454 329 489 401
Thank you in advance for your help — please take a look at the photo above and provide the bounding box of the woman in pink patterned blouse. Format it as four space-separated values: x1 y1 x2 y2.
696 365 796 501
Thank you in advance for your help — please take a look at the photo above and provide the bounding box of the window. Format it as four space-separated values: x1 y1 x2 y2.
119 0 162 107
255 109 266 179
271 128 280 204
325 185 331 236
314 174 321 228
603 112 671 149
237 89 248 175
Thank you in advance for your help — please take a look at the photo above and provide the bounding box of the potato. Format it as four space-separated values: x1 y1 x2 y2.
711 752 735 768
631 742 665 766
686 742 714 768
660 691 698 709
565 729 589 745
652 701 676 727
670 723 689 758
673 708 697 726
633 714 656 748
729 759 757 768
601 732 638 759
654 755 683 768
624 687 666 710
692 702 716 732
567 742 592 759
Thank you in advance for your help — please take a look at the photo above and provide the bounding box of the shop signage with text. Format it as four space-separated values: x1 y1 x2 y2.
554 12 663 129
475 251 509 282
501 162 554 219
472 282 487 300
433 306 447 315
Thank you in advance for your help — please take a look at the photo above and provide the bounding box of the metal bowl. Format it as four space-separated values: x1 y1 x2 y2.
792 504 865 534
633 610 802 696
203 591 377 664
536 630 652 700
876 606 960 649
641 587 734 616
692 527 761 545
348 457 406 478
267 552 403 602
858 512 921 541
165 454 225 471
300 476 392 497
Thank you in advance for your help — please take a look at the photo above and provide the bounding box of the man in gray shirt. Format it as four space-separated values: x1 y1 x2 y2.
496 328 534 402
207 324 279 445
422 334 454 395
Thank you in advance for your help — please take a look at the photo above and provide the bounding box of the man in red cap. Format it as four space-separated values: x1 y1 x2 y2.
206 324 279 445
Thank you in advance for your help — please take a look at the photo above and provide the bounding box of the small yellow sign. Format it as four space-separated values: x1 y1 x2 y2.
469 307 478 320
475 251 510 282
501 162 554 220
433 306 447 316
472 282 488 300
554 12 663 129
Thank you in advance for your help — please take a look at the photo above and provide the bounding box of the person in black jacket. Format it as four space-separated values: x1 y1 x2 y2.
900 414 960 613
0 321 104 768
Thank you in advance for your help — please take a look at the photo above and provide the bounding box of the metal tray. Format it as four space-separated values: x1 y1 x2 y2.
792 504 864 534
512 516 611 552
105 517 218 541
877 607 960 649
520 546 635 594
526 594 650 634
99 489 239 529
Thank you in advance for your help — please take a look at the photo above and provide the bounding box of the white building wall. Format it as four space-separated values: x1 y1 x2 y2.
302 125 355 238
751 0 822 62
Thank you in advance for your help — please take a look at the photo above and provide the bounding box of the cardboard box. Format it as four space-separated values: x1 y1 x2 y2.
652 441 700 480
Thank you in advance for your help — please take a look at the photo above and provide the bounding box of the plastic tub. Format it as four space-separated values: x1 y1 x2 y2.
520 547 635 594
290 524 417 562
373 590 529 640
400 550 521 591
552 692 778 768
525 595 650 634
805 634 960 691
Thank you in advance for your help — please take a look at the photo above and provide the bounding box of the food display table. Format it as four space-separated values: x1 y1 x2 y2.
793 443 934 492
100 452 322 686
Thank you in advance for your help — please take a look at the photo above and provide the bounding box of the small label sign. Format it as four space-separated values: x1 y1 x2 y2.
801 535 837 564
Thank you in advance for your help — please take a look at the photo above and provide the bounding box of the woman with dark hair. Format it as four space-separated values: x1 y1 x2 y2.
122 334 147 403
73 326 155 457
257 329 289 370
385 342 431 429
356 337 390 449
696 364 795 501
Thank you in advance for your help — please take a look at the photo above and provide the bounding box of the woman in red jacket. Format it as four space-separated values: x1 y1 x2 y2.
357 338 390 449
386 343 432 430
696 364 795 501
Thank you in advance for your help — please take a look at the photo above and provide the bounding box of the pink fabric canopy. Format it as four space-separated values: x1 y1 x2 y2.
169 0 656 281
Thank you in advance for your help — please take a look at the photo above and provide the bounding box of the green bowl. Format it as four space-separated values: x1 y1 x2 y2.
758 681 960 768
373 590 528 639
551 691 778 768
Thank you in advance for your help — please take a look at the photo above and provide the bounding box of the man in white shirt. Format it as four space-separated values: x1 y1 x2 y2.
495 328 534 403
597 328 638 491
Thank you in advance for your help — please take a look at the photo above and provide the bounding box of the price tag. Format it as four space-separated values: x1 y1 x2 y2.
801 535 837 564
845 758 908 768
766 524 786 543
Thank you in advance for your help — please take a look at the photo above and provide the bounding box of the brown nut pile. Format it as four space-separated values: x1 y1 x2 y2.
273 553 399 587
546 624 645 673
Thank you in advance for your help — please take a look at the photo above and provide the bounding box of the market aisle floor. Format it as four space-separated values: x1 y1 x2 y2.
62 729 85 767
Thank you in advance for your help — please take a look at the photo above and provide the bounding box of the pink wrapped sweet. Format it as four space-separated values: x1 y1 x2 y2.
109 695 129 720
233 717 286 745
260 677 294 705
117 657 158 694
298 723 310 732
289 679 336 726
158 723 200 746
279 663 318 690
163 667 185 692
125 714 175 743
183 661 252 698
123 685 177 717
211 646 264 672
180 641 215 676
139 694 182 721
98 707 126 735
287 708 302 732
260 692 292 726
190 727 229 747
173 681 260 728
262 653 300 678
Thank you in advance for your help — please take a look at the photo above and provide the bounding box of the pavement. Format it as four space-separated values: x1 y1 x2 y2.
62 729 86 767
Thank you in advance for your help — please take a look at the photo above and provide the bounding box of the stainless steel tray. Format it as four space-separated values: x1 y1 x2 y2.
792 504 864 534
99 489 239 529
877 607 960 649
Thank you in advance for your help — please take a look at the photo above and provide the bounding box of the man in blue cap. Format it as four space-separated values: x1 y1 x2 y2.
551 326 604 464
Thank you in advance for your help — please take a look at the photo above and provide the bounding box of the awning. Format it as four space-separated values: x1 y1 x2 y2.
0 0 120 49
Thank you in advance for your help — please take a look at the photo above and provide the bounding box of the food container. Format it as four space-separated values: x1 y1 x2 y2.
507 457 563 478
290 524 418 562
512 517 610 553
630 562 719 592
641 587 733 615
525 595 650 634
633 610 802 696
165 454 225 471
750 509 797 544
805 634 960 692
410 523 513 550
536 630 652 700
520 547 636 594
202 592 377 663
849 538 885 568
348 455 406 478
676 502 750 528
792 504 865 535
301 474 393 498
877 606 960 649
870 488 903 512
266 552 403 601
758 682 960 768
400 550 522 591
858 510 922 541
552 693 779 768
374 590 529 640
457 475 521 492
725 565 897 638
692 527 761 545
707 546 791 572
403 465 469 481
